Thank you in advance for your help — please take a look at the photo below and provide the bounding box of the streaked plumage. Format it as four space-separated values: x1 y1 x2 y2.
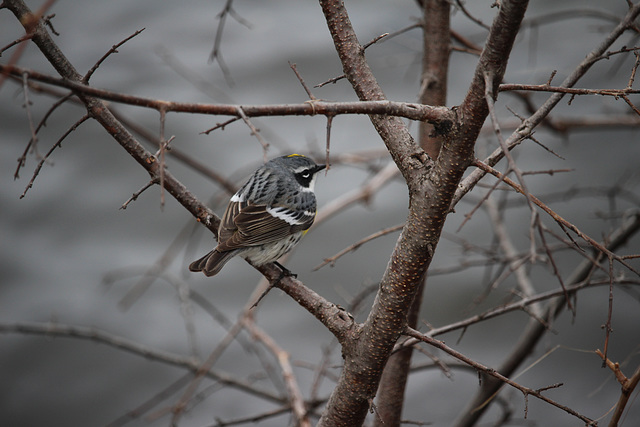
189 154 325 277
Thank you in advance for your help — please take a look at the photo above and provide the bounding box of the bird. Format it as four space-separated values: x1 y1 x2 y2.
189 154 326 277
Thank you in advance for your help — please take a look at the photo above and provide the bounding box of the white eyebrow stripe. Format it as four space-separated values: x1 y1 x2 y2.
294 166 311 174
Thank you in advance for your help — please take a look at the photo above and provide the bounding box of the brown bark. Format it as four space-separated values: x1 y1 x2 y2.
374 1 450 425
419 0 451 160
317 1 529 425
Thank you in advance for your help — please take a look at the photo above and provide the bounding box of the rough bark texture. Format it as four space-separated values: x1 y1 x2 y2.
317 1 529 426
452 5 640 425
419 0 450 160
374 1 450 425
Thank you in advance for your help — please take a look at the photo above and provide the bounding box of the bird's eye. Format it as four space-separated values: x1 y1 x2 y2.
301 171 310 178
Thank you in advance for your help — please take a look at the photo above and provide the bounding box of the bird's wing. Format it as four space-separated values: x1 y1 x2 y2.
217 198 242 245
216 202 316 251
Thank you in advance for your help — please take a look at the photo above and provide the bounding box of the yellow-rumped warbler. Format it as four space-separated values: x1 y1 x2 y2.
189 154 326 277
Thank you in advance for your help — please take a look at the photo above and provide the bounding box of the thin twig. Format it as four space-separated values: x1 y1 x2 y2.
0 63 452 123
242 318 312 427
314 223 404 270
209 0 251 85
21 72 39 159
289 62 316 100
484 71 539 262
84 28 145 82
120 179 158 210
21 114 90 198
235 106 269 160
596 349 640 427
454 0 490 30
14 92 74 179
0 321 284 404
499 83 640 96
0 0 57 89
104 373 194 427
473 159 640 277
538 224 575 315
201 117 240 134
404 327 595 425
314 27 412 88
324 114 333 171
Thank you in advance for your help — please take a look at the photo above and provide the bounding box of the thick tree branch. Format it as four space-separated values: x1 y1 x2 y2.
418 0 451 160
316 0 529 425
2 0 351 346
0 63 449 123
375 1 451 425
460 0 529 122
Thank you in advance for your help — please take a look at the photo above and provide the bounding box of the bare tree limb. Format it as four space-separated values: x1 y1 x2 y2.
0 321 284 404
375 0 451 424
315 0 527 425
404 327 595 425
453 209 640 427
453 2 640 208
0 63 449 123
596 349 640 427
2 0 358 348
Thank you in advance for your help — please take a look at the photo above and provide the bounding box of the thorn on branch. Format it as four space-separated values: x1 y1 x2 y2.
362 32 389 49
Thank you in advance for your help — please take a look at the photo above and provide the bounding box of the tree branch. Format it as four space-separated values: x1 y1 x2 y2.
375 0 451 425
2 0 355 348
0 321 284 404
316 0 529 425
0 63 450 123
453 2 640 208
453 209 640 427
404 327 595 425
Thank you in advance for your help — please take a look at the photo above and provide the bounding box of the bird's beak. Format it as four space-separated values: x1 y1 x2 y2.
315 163 327 173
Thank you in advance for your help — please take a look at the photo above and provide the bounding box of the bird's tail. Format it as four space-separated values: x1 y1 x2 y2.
189 249 238 277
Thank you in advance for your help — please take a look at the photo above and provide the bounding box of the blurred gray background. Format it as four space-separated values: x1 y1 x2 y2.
1 1 639 426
